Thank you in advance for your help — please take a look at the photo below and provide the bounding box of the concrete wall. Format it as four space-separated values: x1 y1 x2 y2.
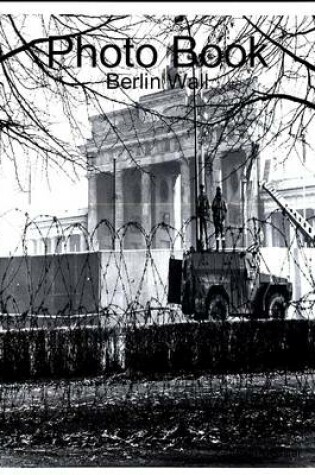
99 247 315 318
0 247 314 319
0 249 181 317
100 249 182 311
0 253 101 315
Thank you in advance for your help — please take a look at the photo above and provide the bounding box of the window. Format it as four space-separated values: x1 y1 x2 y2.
145 142 152 155
133 183 141 204
69 234 81 253
44 237 52 254
271 211 290 248
160 179 169 202
164 140 170 152
56 237 63 254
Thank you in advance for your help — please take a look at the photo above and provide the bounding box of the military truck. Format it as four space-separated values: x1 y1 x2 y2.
168 248 292 320
168 178 315 320
167 179 315 320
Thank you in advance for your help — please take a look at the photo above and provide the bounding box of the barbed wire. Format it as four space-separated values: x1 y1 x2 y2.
0 211 313 462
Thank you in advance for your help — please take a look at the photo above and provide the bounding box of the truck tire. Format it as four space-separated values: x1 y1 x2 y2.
266 291 288 319
207 293 228 321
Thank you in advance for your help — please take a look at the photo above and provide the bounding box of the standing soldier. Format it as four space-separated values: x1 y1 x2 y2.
197 183 210 250
212 186 227 252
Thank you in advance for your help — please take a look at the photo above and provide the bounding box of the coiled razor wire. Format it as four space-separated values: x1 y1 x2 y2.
0 209 313 458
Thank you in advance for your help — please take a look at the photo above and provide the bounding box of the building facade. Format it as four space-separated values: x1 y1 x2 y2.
25 210 88 255
85 81 260 251
261 175 315 248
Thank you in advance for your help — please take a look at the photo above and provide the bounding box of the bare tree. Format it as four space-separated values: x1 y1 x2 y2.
183 15 315 164
0 14 155 187
2 14 312 202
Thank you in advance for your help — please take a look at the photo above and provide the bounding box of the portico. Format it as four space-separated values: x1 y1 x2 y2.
85 83 259 251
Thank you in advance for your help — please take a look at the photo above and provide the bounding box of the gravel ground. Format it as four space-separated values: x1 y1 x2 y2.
0 371 314 467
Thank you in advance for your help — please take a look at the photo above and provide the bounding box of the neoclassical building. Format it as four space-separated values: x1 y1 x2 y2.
261 167 315 248
85 78 260 251
25 209 88 255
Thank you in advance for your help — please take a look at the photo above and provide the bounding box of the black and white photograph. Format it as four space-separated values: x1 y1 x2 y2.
0 1 314 467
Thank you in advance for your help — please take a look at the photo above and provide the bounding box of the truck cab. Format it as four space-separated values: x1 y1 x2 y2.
168 249 292 320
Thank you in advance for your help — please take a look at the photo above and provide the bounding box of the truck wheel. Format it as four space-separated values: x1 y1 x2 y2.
207 294 228 321
266 291 288 319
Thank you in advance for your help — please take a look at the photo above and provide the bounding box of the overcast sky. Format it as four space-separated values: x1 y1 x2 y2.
0 9 315 255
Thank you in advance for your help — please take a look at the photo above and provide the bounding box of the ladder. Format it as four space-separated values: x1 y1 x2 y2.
261 181 315 246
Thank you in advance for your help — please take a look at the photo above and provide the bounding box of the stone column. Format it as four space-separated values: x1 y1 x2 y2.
262 200 272 248
141 171 152 236
241 173 248 248
173 173 182 251
51 236 57 255
246 145 259 220
181 158 191 249
114 170 124 250
87 172 99 250
289 222 300 307
80 234 86 252
244 144 259 248
205 152 215 244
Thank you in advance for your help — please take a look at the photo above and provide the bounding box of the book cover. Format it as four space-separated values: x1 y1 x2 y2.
0 2 313 468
